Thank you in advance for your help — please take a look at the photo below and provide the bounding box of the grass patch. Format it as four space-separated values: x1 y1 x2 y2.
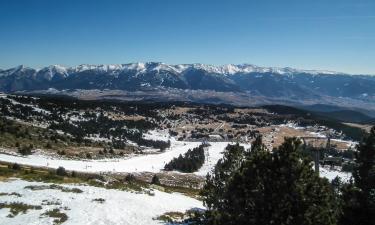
155 209 204 224
1 164 150 194
0 192 22 197
87 179 149 194
41 199 61 206
0 202 42 217
163 185 202 199
41 208 68 224
155 211 185 223
0 163 202 198
0 165 84 184
24 184 83 193
19 170 83 184
0 165 17 179
92 198 105 203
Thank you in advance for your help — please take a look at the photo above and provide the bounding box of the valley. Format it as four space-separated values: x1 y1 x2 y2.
0 93 367 224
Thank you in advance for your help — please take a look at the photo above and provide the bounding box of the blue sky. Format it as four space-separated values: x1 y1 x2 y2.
0 0 374 74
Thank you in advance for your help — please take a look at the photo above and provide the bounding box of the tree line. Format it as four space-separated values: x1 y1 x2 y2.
164 143 207 172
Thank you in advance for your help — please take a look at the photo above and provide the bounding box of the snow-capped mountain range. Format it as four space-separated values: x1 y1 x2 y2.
0 63 343 78
0 62 374 106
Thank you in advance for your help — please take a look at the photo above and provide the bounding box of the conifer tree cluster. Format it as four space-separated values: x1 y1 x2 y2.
339 127 375 225
164 144 207 172
202 136 338 225
199 128 375 225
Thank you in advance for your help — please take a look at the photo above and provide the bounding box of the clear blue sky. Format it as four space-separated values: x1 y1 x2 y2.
0 0 374 74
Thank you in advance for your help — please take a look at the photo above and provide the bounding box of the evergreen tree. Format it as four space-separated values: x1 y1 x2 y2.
11 163 21 170
203 137 337 225
340 127 375 225
18 144 33 155
353 127 375 197
164 144 206 172
56 166 67 176
151 174 161 185
202 142 248 219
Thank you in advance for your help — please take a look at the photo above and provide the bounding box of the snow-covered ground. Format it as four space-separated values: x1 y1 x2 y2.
143 130 171 142
0 179 203 225
279 122 305 130
320 166 352 182
0 140 200 173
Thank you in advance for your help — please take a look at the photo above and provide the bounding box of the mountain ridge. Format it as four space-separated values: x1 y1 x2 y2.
1 62 361 77
1 62 374 111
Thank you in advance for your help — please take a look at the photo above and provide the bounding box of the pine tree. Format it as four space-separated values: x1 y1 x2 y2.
202 142 247 220
18 144 33 155
340 127 375 225
56 166 67 176
353 127 375 195
203 137 337 225
151 174 161 185
11 163 21 170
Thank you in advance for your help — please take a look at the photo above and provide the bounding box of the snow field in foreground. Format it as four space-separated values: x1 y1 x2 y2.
0 179 203 225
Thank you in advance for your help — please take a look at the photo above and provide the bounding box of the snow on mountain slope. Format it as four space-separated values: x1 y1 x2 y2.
0 62 349 78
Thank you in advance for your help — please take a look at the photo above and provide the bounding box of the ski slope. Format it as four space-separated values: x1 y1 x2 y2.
0 140 200 173
194 142 251 176
0 141 251 175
